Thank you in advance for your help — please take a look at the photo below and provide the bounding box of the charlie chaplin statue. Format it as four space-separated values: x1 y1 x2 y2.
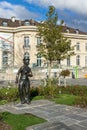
15 55 33 104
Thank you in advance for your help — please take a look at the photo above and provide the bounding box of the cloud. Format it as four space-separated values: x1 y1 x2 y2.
25 0 87 16
0 1 38 19
57 9 87 31
0 0 87 32
25 0 87 32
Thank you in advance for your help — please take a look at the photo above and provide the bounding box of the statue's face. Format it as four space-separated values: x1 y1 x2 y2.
23 59 29 65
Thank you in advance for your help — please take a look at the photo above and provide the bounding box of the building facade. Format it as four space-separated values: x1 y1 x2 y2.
0 17 87 70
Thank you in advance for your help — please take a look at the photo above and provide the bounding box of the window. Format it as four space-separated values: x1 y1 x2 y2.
76 42 80 51
2 22 7 27
24 36 29 47
67 57 70 66
85 56 87 66
76 55 80 65
37 37 41 45
66 29 69 33
24 52 29 58
24 20 30 26
2 43 12 50
75 29 79 34
2 52 8 65
85 43 87 51
37 54 41 67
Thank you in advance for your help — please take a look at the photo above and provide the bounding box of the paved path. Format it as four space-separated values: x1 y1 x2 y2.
66 78 87 86
0 100 87 130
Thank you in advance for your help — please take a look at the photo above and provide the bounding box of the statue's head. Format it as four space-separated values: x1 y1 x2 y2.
23 55 30 65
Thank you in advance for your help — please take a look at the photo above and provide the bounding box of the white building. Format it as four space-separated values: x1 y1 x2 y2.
0 17 87 70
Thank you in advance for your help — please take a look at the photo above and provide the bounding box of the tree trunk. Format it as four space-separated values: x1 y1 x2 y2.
48 61 52 86
64 77 66 87
58 60 61 86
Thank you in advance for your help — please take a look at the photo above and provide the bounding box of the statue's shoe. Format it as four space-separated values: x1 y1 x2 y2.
21 100 26 104
26 100 31 104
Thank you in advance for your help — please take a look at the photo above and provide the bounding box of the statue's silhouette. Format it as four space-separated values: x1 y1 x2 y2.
16 55 33 104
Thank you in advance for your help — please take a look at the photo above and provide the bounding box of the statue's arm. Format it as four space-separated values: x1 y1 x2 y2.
28 68 33 77
15 67 22 83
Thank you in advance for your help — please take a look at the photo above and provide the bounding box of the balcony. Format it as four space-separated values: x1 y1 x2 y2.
23 45 30 51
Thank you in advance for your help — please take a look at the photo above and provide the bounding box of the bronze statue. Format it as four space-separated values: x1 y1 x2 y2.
15 55 33 104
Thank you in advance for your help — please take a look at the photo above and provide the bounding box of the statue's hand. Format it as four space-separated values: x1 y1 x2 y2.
28 73 33 77
15 74 19 84
15 79 18 84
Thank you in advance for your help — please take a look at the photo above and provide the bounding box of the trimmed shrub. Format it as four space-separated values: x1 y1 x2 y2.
75 96 87 108
60 69 70 78
0 87 19 102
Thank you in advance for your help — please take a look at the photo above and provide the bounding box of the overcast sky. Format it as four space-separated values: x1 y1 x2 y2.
0 0 87 32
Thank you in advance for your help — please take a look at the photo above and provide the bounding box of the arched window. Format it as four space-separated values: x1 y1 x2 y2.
2 21 7 27
24 52 30 59
75 29 79 34
76 43 80 51
76 55 80 65
37 54 41 67
24 20 30 26
24 36 29 47
37 37 41 45
67 57 70 66
2 52 8 65
24 52 29 56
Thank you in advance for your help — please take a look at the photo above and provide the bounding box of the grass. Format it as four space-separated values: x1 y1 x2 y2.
0 86 86 130
0 100 8 105
30 94 78 106
32 95 45 100
0 112 46 130
0 96 45 105
0 93 85 130
52 94 77 105
0 98 20 105
0 94 77 106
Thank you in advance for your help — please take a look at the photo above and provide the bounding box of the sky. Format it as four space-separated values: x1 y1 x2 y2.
0 0 87 32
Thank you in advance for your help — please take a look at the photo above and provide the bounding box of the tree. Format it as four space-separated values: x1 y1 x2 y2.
60 69 70 78
60 69 70 87
37 5 74 80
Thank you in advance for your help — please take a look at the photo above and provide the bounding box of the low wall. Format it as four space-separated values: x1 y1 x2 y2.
0 67 87 81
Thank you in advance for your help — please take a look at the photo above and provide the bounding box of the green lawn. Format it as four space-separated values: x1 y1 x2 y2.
52 94 77 105
0 94 84 130
0 94 77 106
32 95 45 100
0 96 45 105
0 112 46 130
0 100 8 105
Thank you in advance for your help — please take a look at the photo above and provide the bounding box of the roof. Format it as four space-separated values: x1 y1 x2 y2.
0 17 87 35
62 25 87 35
0 17 38 27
